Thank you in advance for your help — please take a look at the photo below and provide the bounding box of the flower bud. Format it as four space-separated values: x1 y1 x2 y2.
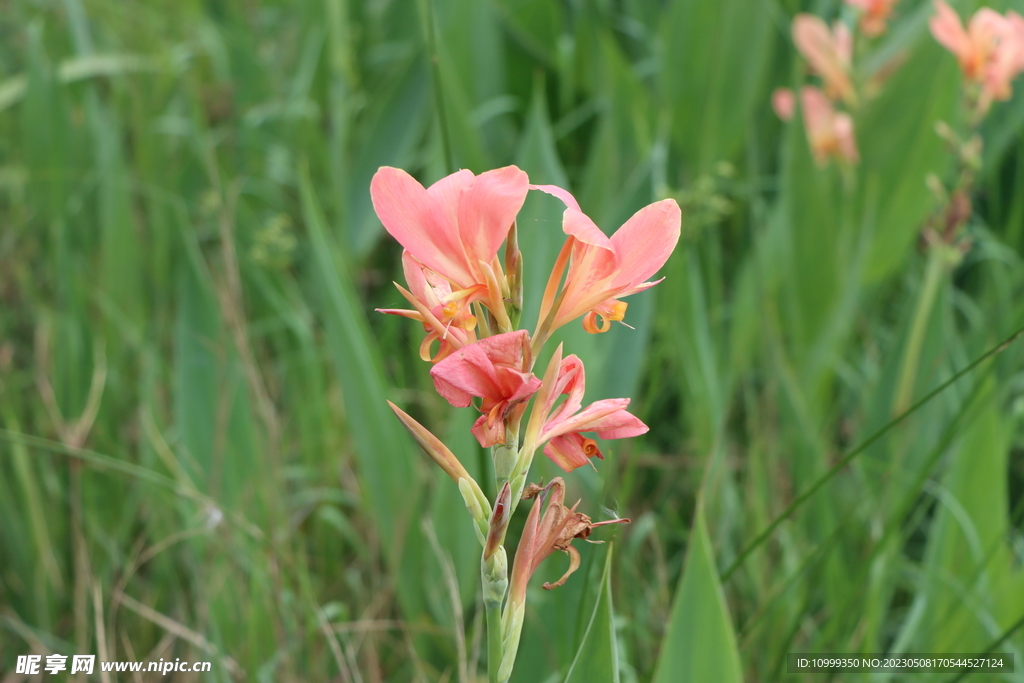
481 545 508 607
485 482 512 560
458 477 491 542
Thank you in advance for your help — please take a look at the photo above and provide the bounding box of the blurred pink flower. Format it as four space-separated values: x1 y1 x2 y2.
929 0 1024 112
530 185 680 336
532 351 647 472
800 87 859 166
371 166 529 330
430 330 541 447
1010 12 1024 71
845 0 898 37
793 15 855 103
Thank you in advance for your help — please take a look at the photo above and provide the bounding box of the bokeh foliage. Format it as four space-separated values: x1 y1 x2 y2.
1 0 1023 681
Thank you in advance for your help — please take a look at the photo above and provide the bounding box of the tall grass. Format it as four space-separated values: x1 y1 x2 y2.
1 0 1022 680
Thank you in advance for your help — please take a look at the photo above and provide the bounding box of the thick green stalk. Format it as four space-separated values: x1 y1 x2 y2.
892 247 947 417
486 600 503 683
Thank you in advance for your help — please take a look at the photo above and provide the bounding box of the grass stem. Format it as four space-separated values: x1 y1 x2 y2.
893 247 947 416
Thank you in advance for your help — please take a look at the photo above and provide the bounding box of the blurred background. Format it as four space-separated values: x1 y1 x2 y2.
1 0 1023 681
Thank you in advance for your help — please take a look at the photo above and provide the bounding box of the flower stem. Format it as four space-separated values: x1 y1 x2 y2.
486 599 504 683
893 247 947 416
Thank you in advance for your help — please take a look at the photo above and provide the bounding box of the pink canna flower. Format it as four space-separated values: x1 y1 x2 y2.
844 0 898 37
800 86 859 166
531 185 680 337
525 345 647 472
371 166 529 332
377 252 476 362
430 330 542 447
793 15 856 104
929 0 1024 113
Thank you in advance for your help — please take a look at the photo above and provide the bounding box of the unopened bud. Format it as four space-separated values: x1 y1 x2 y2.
934 120 956 145
925 174 947 203
457 477 490 545
504 221 523 329
962 135 983 170
492 439 518 481
388 401 471 482
485 482 512 560
482 545 508 607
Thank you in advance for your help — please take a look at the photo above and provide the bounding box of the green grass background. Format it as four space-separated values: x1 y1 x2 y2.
1 0 1023 681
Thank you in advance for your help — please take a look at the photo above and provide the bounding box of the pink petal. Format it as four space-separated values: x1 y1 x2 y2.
475 330 532 368
544 434 594 472
371 167 475 286
968 8 1009 45
542 398 629 441
457 166 529 279
834 113 860 164
401 251 446 308
930 0 970 60
792 14 854 101
429 331 536 406
430 344 502 406
530 184 582 212
472 413 505 448
375 307 422 320
563 208 614 250
542 355 587 427
608 199 682 290
593 412 649 440
772 88 796 121
834 22 853 66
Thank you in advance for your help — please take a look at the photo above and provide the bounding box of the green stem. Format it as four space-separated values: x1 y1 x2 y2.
486 599 503 683
892 247 946 417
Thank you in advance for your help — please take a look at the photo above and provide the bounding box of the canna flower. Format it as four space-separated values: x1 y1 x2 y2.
531 185 680 337
792 15 856 104
377 252 477 362
525 345 647 472
798 86 859 166
371 166 529 333
844 0 898 37
930 0 1024 113
430 330 542 448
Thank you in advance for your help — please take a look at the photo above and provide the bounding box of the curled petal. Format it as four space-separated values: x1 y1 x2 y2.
542 544 581 590
544 433 602 472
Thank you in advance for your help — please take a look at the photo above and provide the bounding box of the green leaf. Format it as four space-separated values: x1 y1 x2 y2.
857 31 960 284
563 543 619 683
898 377 1022 653
299 164 419 564
652 500 742 683
657 0 774 170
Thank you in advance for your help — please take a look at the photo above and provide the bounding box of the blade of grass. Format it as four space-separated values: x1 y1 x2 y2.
721 322 1024 581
